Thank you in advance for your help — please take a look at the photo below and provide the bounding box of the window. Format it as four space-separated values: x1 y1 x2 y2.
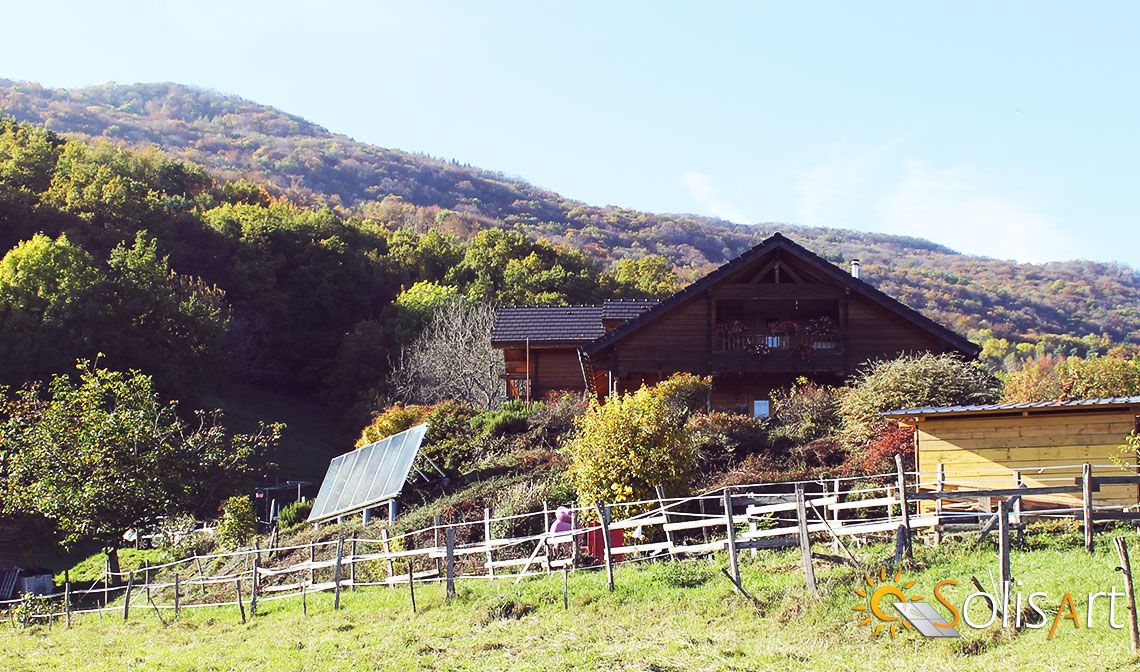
753 400 770 418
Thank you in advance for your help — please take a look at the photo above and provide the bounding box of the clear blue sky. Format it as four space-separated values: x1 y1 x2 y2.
3 1 1138 268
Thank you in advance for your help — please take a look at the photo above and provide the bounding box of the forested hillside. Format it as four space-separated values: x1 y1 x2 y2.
2 79 1138 349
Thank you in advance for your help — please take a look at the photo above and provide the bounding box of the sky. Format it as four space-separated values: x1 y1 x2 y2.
2 1 1139 268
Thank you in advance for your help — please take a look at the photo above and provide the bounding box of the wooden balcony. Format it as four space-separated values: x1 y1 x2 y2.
711 333 845 373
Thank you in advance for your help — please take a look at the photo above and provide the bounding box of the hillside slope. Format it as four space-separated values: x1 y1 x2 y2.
2 79 1138 345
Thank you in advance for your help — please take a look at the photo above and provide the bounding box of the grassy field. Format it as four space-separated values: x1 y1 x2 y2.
2 531 1139 671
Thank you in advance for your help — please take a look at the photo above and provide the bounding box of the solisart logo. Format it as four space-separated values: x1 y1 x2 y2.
852 569 1133 640
851 568 958 638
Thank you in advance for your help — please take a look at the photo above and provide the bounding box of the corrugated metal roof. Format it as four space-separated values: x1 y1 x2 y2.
882 396 1140 418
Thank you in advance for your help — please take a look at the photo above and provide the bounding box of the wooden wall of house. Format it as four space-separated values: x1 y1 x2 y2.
532 348 586 398
710 373 801 411
846 295 950 365
914 410 1140 507
614 298 707 376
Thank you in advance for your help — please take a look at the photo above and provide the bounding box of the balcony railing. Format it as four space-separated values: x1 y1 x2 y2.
714 333 839 354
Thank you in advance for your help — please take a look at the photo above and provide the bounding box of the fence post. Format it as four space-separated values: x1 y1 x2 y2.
103 558 110 607
655 484 676 556
250 556 259 616
445 527 456 600
381 529 395 583
934 463 945 545
1114 536 1140 657
562 564 569 610
894 454 912 560
333 537 344 610
174 573 180 619
1083 463 1095 553
723 487 740 586
63 572 72 629
795 485 817 596
144 559 151 604
484 507 495 577
407 559 417 614
997 500 1011 589
235 579 246 624
699 497 710 543
122 572 134 621
595 502 615 592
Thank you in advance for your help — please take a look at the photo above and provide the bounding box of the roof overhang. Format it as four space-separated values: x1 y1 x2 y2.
580 233 979 358
882 397 1140 423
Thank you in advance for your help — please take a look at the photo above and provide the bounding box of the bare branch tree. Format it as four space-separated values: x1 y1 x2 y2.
390 300 504 409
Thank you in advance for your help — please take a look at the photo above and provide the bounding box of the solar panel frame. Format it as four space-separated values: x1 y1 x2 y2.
307 423 429 523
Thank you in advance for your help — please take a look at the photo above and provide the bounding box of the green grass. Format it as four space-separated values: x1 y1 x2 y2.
52 548 171 585
4 529 1140 671
197 381 347 480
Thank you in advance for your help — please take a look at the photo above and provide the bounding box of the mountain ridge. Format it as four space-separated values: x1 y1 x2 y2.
1 78 1138 347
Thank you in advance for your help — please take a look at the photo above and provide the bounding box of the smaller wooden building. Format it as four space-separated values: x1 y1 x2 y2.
884 397 1140 508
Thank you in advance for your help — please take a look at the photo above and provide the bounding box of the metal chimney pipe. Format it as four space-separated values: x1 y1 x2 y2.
850 259 861 278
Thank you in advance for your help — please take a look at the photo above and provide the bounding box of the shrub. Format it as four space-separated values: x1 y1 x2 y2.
687 411 770 471
788 436 846 469
469 400 537 438
770 378 841 446
152 515 207 558
857 421 915 473
567 384 695 507
277 500 313 530
356 400 481 473
528 393 589 446
356 403 427 447
217 496 258 548
655 372 712 416
421 400 482 472
839 353 999 449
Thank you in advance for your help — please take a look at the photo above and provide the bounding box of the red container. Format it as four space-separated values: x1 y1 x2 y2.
585 527 624 562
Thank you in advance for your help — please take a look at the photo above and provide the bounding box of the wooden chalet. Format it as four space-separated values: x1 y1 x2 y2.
491 233 978 413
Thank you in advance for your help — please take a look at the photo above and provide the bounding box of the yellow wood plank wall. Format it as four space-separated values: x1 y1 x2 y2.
915 411 1139 507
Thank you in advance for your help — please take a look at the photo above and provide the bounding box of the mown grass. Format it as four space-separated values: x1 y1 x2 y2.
3 529 1139 671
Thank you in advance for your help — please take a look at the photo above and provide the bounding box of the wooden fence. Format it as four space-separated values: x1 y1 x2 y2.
5 460 1140 626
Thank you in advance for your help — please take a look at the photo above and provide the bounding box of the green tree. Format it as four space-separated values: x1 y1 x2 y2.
0 233 103 383
1002 354 1140 402
604 255 680 298
103 232 231 390
0 360 282 573
567 381 696 508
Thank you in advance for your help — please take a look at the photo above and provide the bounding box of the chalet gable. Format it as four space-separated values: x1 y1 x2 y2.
581 233 978 358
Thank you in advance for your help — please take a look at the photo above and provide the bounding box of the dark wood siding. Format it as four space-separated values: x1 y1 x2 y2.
846 295 949 366
615 298 707 376
532 348 585 398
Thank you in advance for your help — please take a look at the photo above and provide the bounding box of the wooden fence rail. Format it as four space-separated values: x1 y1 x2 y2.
8 461 1140 624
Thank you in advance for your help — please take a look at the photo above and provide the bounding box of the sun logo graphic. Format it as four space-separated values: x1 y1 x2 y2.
851 568 926 638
